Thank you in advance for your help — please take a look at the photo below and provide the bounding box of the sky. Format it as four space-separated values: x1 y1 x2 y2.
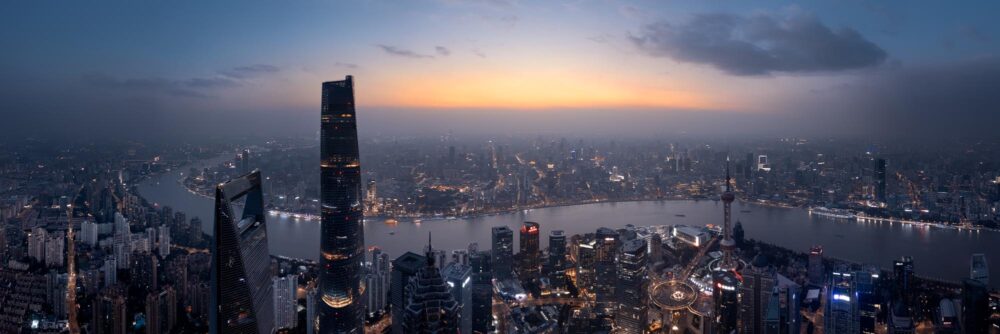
1 0 999 140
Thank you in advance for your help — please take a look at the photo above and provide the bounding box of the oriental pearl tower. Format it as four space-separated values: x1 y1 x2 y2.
717 158 738 272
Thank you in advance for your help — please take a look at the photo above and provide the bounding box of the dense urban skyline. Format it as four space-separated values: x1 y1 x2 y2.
1 1 1000 334
2 1 1000 139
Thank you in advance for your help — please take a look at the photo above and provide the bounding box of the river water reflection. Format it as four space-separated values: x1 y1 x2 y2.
137 157 999 288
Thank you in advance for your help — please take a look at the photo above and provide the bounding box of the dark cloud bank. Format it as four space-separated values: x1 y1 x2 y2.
798 57 1000 138
630 12 888 75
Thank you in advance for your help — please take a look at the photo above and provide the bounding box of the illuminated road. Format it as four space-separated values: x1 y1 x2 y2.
66 204 80 334
364 314 390 334
679 234 719 279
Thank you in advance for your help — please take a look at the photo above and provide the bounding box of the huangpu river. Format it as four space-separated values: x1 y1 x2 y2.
137 155 1000 288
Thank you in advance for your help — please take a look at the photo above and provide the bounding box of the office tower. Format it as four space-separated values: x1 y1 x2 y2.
92 288 127 334
757 154 769 171
576 235 597 294
825 270 860 333
318 75 366 333
712 271 740 333
775 274 802 334
364 180 378 214
970 253 989 285
365 247 390 318
888 302 914 333
764 289 781 333
962 278 990 334
491 226 514 281
519 221 541 281
614 239 648 334
741 256 776 334
391 252 426 334
732 220 745 247
893 256 914 308
241 148 252 174
595 227 619 312
442 262 473 334
937 299 959 333
305 287 318 334
158 224 170 258
855 268 880 334
403 239 460 333
273 275 298 330
874 158 887 202
425 248 447 270
718 161 738 271
211 170 274 334
450 249 469 266
744 152 754 177
469 251 493 334
808 246 824 286
647 232 662 265
547 230 567 292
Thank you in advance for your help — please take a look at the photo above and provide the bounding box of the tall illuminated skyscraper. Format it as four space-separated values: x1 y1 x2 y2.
825 269 860 334
519 221 540 280
491 226 514 281
614 239 648 334
211 170 274 334
594 227 619 313
712 271 740 333
874 158 887 202
318 76 365 333
547 230 567 292
469 251 493 334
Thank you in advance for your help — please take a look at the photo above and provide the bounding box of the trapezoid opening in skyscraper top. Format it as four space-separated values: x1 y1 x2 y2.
211 170 274 334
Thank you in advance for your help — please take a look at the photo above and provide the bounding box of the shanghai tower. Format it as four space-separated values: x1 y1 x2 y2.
317 76 365 333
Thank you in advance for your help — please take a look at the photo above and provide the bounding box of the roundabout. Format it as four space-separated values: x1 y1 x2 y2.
649 280 698 311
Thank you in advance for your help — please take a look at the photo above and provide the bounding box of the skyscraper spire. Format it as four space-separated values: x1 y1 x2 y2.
426 232 435 267
725 156 732 192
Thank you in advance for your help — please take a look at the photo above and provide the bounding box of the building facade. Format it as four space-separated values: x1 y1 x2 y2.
318 76 366 333
211 170 274 334
614 239 648 334
491 226 514 281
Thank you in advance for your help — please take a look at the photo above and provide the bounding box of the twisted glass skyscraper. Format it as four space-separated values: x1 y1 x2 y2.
317 76 365 333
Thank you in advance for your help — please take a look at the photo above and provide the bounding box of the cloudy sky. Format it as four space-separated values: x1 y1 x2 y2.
1 0 998 139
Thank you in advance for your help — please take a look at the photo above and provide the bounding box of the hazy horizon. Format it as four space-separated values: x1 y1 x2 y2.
2 1 999 140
